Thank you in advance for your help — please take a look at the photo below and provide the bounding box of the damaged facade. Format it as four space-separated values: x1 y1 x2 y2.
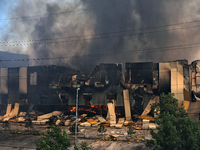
0 66 85 112
1 59 200 121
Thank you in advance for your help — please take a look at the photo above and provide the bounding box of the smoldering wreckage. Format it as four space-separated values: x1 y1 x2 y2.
0 59 200 131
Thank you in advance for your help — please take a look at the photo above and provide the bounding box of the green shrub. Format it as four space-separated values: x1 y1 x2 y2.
69 123 79 134
36 125 71 150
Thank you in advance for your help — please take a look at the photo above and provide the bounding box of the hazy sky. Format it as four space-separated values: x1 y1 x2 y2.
1 0 200 72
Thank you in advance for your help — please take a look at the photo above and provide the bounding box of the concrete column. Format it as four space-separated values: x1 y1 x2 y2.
123 89 132 121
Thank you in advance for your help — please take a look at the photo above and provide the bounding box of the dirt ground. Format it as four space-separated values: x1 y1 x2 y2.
0 122 152 150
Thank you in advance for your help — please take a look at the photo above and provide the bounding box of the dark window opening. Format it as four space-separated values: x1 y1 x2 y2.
83 93 92 105
107 93 116 100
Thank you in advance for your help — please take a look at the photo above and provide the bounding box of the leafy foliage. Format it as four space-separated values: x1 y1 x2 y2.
36 125 71 150
74 142 94 150
97 124 107 133
69 123 79 134
74 144 79 150
146 93 200 150
127 124 136 136
80 141 94 150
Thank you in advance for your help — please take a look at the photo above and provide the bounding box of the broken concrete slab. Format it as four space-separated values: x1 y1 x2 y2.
2 103 20 121
92 122 101 127
86 118 98 125
80 121 91 127
18 112 26 117
142 119 149 130
149 123 156 129
0 104 12 120
97 116 106 123
5 104 12 117
64 119 71 126
106 100 115 121
55 119 61 126
9 103 20 117
115 124 123 128
124 120 130 126
71 118 81 125
32 119 49 125
37 111 62 121
52 111 62 116
141 96 158 116
107 102 116 127
118 118 125 124
17 117 25 122
123 90 132 121
80 114 87 120
115 118 125 128
37 113 52 121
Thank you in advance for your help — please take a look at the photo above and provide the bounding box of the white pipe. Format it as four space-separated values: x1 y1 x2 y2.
75 87 80 144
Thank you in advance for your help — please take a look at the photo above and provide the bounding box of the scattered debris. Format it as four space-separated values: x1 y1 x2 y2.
142 119 149 130
149 123 157 129
137 116 155 121
80 122 91 127
64 119 71 126
124 120 130 126
2 103 20 121
55 119 61 126
115 118 125 128
97 115 106 123
141 96 158 116
86 118 97 125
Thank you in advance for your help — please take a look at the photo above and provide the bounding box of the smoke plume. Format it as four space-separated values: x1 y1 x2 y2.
1 0 200 73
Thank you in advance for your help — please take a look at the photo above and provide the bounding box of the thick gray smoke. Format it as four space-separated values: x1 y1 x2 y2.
2 0 200 73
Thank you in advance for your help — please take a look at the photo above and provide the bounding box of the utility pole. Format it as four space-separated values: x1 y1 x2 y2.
75 87 80 144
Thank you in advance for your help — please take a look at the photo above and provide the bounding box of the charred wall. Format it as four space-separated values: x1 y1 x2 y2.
1 60 200 119
0 65 83 107
125 62 159 114
27 65 84 105
68 63 124 106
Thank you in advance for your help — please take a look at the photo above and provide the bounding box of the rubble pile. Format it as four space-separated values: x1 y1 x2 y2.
0 103 157 132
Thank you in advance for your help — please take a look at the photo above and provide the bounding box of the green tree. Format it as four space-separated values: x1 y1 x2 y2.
80 141 94 150
36 125 71 150
146 93 200 150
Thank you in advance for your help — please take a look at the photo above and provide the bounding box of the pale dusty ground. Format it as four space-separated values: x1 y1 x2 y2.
0 123 152 150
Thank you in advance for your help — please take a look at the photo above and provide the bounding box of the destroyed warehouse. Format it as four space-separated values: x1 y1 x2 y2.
0 59 200 121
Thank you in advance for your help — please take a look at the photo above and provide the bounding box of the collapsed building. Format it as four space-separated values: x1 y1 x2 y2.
0 66 85 112
0 59 200 122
